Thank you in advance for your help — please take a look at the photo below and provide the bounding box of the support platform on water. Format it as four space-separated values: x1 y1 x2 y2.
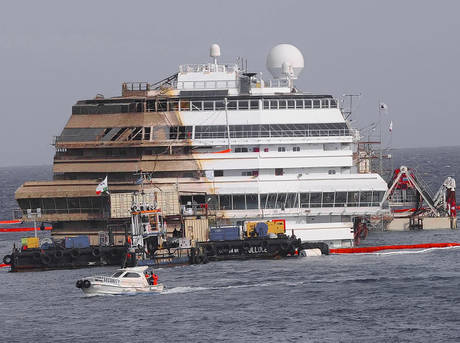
4 246 127 272
193 238 329 264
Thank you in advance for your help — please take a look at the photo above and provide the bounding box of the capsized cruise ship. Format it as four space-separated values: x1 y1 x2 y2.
15 44 388 248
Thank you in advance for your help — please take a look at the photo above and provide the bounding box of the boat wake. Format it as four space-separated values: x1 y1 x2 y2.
161 280 303 295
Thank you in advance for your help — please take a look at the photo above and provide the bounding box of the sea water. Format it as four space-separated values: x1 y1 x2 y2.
1 147 460 342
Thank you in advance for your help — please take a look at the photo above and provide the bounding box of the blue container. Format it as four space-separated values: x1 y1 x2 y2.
210 227 239 241
209 228 225 241
223 227 240 240
65 236 90 249
65 237 74 249
73 235 90 248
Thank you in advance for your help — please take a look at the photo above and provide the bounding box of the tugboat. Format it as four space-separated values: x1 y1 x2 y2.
75 266 164 296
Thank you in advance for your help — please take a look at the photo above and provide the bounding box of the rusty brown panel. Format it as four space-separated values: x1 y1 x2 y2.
65 112 183 129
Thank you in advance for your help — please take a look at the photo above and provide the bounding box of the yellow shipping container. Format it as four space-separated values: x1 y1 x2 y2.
184 218 209 246
246 220 285 237
27 237 40 248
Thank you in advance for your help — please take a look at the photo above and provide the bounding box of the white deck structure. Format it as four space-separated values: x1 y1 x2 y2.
158 44 388 248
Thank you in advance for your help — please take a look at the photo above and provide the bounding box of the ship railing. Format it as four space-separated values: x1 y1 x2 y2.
90 276 121 285
15 208 105 217
175 79 239 90
178 63 238 74
147 97 338 112
122 82 150 91
173 79 292 91
194 129 353 139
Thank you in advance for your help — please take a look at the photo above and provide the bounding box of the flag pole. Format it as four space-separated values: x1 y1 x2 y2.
379 101 383 176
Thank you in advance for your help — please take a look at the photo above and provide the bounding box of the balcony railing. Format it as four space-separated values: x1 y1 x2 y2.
194 129 353 140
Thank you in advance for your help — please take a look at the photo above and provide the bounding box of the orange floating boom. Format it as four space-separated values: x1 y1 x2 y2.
0 226 52 233
0 220 22 224
330 242 460 254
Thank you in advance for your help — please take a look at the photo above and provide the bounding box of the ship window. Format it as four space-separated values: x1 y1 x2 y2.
335 192 347 207
191 101 202 111
246 194 258 209
241 171 253 176
360 191 373 207
275 168 283 176
278 147 286 152
112 271 124 278
238 100 248 110
263 100 270 110
123 273 141 278
323 192 335 207
204 101 214 111
235 147 248 153
227 101 237 110
348 191 359 207
180 100 190 111
276 193 287 209
250 100 259 110
321 99 329 108
330 99 337 108
253 147 260 152
252 170 259 177
233 195 245 210
372 191 384 206
313 100 321 108
310 193 322 208
300 193 310 208
295 99 303 109
169 101 179 111
215 100 225 110
279 100 287 109
157 100 167 112
293 146 300 152
214 170 224 177
144 127 151 140
264 148 269 152
270 100 278 109
265 194 277 209
304 99 312 108
219 195 231 210
286 193 298 208
328 170 336 174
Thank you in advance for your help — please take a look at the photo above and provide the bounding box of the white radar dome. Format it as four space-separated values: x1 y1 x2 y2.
210 44 221 58
266 44 304 79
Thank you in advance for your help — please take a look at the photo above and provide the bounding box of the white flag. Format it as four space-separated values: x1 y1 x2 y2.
96 176 109 195
389 120 393 132
379 103 388 112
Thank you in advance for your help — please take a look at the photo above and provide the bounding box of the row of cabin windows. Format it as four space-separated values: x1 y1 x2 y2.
214 169 337 177
17 197 106 214
180 191 384 211
234 147 301 153
148 98 338 112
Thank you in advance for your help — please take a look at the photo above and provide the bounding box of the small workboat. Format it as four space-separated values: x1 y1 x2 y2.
76 266 164 296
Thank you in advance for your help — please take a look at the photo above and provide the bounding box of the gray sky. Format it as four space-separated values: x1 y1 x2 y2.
1 0 459 166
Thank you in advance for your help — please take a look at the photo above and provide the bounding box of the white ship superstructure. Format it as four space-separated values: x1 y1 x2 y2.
157 44 387 247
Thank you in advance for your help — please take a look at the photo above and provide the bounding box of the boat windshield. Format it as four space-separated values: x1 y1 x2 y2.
111 271 124 278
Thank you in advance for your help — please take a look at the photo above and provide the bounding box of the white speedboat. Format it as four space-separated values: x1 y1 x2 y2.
76 266 164 296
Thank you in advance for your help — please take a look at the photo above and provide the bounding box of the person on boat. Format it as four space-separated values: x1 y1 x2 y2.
152 273 158 286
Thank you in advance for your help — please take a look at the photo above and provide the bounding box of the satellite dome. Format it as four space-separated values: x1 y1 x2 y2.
210 43 221 58
266 44 304 79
